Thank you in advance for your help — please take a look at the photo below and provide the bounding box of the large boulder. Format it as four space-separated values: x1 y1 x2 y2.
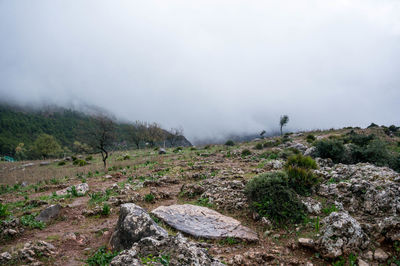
111 233 224 266
316 212 369 258
110 203 168 250
315 163 400 241
35 204 61 222
151 204 258 242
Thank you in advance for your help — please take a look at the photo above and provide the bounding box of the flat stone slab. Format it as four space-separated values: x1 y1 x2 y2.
151 204 259 242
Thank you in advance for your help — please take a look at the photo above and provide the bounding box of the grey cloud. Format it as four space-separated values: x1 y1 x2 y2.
1 0 399 143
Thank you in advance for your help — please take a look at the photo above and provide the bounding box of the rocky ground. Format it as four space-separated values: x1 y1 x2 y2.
1 127 400 265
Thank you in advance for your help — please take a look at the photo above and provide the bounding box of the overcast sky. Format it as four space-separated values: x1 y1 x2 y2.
1 1 399 143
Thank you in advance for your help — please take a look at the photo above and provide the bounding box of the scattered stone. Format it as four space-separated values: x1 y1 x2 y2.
180 183 205 198
302 197 322 214
304 146 317 157
260 217 272 227
0 252 11 263
40 161 51 166
110 203 168 250
201 178 248 210
111 233 224 266
56 183 89 196
21 163 35 168
358 258 369 266
151 204 259 242
158 148 166 154
316 212 369 258
63 232 77 241
0 218 24 238
17 241 57 264
374 248 388 262
35 204 61 222
298 238 315 248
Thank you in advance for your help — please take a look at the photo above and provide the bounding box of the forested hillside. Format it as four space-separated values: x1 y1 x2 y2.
0 104 191 158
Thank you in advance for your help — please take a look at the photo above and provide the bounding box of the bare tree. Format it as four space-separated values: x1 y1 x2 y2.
83 115 116 170
167 127 183 147
146 123 165 147
129 121 148 149
280 115 289 136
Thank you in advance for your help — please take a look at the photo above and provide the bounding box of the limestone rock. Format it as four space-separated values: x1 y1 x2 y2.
151 204 258 242
374 248 388 262
111 233 224 266
158 148 166 154
298 238 314 248
201 178 248 210
110 203 168 250
56 183 89 196
35 204 61 222
316 212 369 258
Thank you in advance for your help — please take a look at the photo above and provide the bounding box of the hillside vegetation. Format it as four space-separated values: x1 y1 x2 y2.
0 125 400 265
0 104 191 159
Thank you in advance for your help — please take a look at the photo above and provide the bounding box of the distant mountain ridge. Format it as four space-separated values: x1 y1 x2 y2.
0 103 191 157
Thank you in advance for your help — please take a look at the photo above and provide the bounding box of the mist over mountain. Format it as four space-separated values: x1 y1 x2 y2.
1 1 399 143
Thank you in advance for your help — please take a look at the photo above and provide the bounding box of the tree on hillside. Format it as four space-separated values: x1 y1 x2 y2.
129 121 148 149
260 130 266 139
280 115 289 136
167 127 183 147
146 123 165 147
82 115 116 169
31 134 62 159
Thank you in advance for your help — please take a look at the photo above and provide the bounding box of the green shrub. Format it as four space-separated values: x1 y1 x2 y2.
285 154 317 169
254 143 263 150
173 147 183 153
345 132 375 147
225 140 235 146
102 203 110 216
367 123 379 128
263 139 280 148
85 155 93 161
241 149 252 157
244 172 306 225
306 134 316 143
314 139 346 163
144 193 155 203
21 214 45 229
73 159 87 166
58 161 66 166
0 203 10 218
285 166 320 196
86 246 119 266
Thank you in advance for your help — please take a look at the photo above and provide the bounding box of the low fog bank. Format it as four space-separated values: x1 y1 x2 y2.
1 1 399 144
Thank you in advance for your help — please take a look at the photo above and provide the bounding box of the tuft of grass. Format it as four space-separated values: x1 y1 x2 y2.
86 246 119 266
144 193 155 203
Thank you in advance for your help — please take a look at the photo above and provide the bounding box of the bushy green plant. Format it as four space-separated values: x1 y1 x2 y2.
173 147 183 153
285 154 317 169
21 214 45 229
225 140 235 146
0 203 10 218
85 155 93 161
144 193 155 203
306 134 316 143
86 246 119 266
244 172 306 225
254 143 263 150
73 159 88 166
314 139 346 163
284 155 319 195
102 203 110 216
285 166 320 195
241 149 252 156
58 161 66 166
